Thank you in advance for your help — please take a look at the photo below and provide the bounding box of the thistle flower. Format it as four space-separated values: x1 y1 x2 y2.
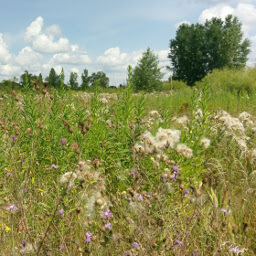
101 209 113 219
52 164 58 169
132 242 139 248
59 172 77 187
5 204 18 212
104 222 111 229
58 209 64 217
11 135 17 141
176 143 193 158
85 231 91 243
60 138 67 145
200 138 210 149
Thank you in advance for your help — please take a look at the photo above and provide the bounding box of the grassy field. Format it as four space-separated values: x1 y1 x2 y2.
0 78 256 255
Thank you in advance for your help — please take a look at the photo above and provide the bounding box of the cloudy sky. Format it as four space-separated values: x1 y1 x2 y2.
0 0 256 86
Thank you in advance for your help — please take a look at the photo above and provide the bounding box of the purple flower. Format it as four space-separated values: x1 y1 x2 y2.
58 209 64 216
85 231 91 243
6 204 18 212
21 240 26 247
221 208 228 213
229 247 242 254
11 135 17 141
104 222 111 229
60 138 67 145
192 250 197 255
184 189 189 195
7 172 12 177
87 159 91 163
173 166 179 172
101 209 113 219
132 242 139 248
52 164 58 169
20 248 26 253
60 245 66 251
124 252 130 256
174 240 182 246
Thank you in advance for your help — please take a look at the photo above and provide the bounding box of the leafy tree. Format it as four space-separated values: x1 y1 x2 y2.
46 68 60 88
20 70 35 88
59 68 65 90
81 69 90 90
169 15 251 86
89 71 109 88
69 72 79 90
132 48 164 91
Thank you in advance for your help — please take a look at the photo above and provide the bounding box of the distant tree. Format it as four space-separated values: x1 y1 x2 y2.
89 71 109 88
81 69 90 90
169 15 251 86
46 68 60 88
59 68 65 90
132 47 164 91
20 70 34 88
70 72 79 90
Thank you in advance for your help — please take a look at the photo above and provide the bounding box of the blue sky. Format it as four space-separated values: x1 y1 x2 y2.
0 0 256 85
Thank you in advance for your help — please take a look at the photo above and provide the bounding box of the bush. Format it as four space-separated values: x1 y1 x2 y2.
196 67 256 96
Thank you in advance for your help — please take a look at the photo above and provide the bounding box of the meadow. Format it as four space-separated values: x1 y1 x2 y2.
1 68 256 255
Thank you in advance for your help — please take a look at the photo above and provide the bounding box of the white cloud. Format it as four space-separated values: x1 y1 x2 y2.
198 4 234 23
175 20 191 29
0 64 21 76
25 16 70 53
50 48 91 65
0 33 12 64
16 47 43 71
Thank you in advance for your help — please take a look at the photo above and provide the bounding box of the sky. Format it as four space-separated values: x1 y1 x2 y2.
0 0 256 86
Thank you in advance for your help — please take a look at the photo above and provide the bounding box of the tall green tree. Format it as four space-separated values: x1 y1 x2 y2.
70 72 79 90
46 68 60 88
81 69 90 90
169 15 251 86
89 71 109 88
132 48 164 91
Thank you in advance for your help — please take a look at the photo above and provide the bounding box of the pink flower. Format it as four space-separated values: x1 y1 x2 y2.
101 209 113 219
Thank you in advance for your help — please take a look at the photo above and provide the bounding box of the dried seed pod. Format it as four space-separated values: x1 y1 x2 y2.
42 87 47 95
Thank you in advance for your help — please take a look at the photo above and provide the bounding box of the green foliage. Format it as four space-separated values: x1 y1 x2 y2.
69 71 79 90
132 47 164 91
89 71 109 88
46 68 60 88
169 15 251 86
81 69 90 90
196 67 256 96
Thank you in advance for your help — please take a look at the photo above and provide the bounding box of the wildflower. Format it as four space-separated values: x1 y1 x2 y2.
59 172 77 186
132 242 139 248
58 209 64 217
20 248 26 253
184 189 189 195
85 231 91 243
173 166 179 172
101 209 113 219
60 138 67 145
229 247 242 254
174 240 182 246
52 164 58 169
192 250 197 255
60 245 66 251
221 208 228 213
200 138 211 149
104 222 111 229
176 143 193 158
7 172 12 176
6 204 18 212
22 240 26 247
11 135 17 141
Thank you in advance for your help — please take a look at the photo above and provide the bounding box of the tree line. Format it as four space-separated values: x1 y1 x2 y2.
0 14 251 92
